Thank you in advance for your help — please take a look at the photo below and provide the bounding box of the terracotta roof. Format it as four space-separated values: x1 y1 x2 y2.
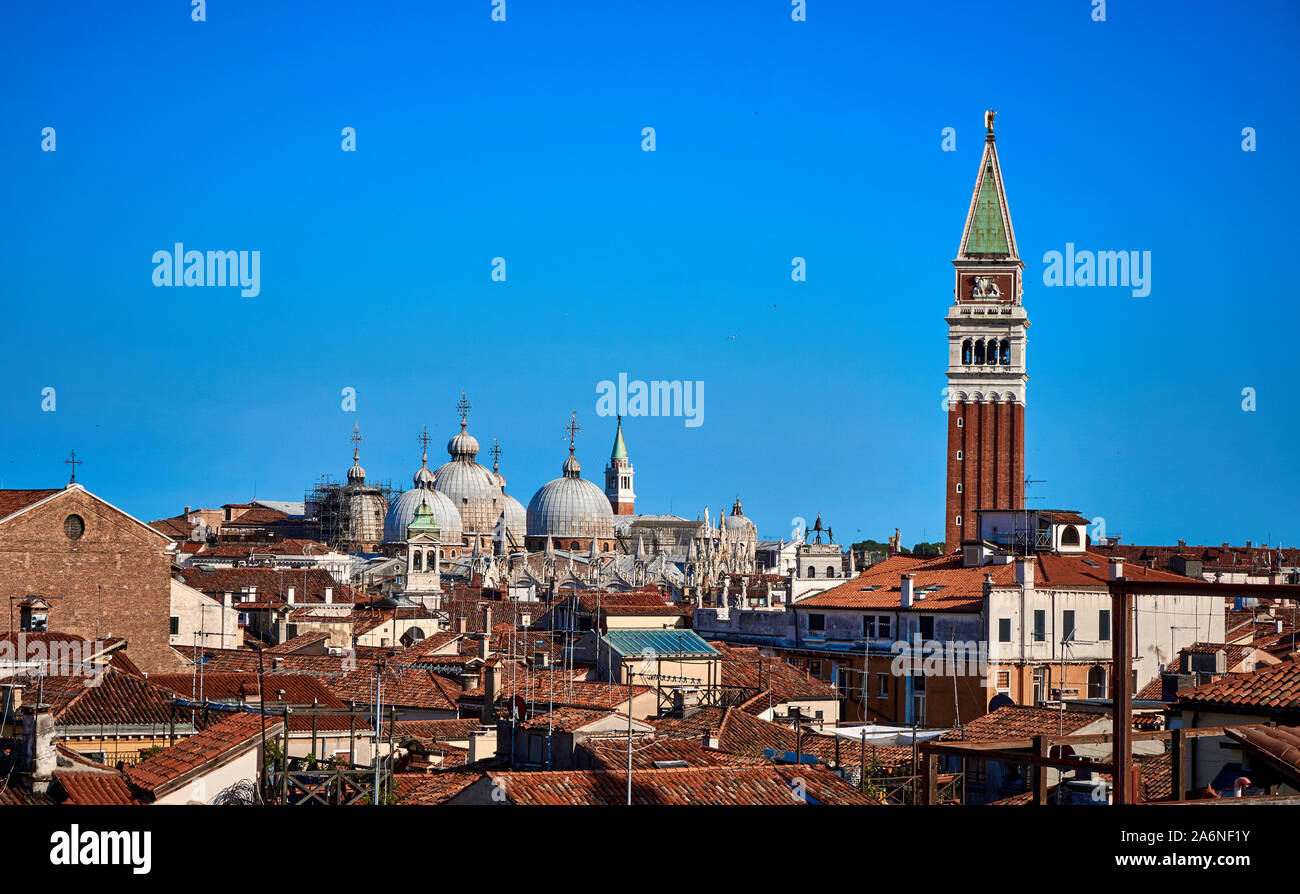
52 669 185 729
266 633 329 654
385 718 484 742
148 672 358 732
710 642 840 706
1178 662 1300 714
176 566 362 604
54 771 142 806
579 736 767 770
798 554 1003 611
518 707 618 732
0 489 61 521
393 770 485 805
484 765 875 805
939 705 1102 741
126 712 281 799
716 706 851 766
1224 724 1300 784
647 706 728 741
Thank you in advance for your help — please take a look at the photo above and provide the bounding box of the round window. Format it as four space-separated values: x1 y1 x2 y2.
64 514 85 539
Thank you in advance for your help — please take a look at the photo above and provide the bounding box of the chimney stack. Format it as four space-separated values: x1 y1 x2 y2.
324 587 333 604
483 604 493 632
481 663 502 723
1109 558 1125 581
1016 557 1034 589
20 705 56 793
900 574 915 608
478 634 491 661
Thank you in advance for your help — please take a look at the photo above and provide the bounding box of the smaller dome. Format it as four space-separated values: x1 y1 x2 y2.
413 451 436 488
562 452 581 477
347 450 366 484
447 423 480 459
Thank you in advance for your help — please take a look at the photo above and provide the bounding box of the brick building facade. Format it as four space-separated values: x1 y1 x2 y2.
0 484 182 673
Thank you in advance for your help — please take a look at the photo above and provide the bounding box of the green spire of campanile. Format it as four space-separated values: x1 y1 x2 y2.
611 414 628 461
957 111 1018 261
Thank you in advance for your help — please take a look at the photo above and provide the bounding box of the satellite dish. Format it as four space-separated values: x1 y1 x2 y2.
988 693 1015 712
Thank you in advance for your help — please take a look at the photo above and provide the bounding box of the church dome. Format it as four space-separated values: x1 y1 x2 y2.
384 485 462 545
724 498 758 540
433 419 503 536
500 493 527 546
527 448 614 540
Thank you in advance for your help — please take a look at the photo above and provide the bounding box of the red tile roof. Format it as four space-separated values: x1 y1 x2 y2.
710 642 840 707
579 736 767 770
393 770 485 805
798 554 1004 611
484 765 875 805
54 771 142 806
51 669 185 729
0 489 62 521
125 712 281 799
939 704 1103 741
1178 661 1300 714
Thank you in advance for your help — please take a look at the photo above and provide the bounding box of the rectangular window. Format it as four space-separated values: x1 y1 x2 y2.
998 618 1011 643
169 616 180 636
1098 609 1111 641
1033 610 1046 642
1062 610 1076 642
919 616 935 641
996 671 1011 689
807 660 822 678
862 615 892 639
877 673 889 698
808 613 825 632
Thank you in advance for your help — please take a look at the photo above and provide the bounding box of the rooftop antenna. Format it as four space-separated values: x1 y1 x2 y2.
1024 475 1046 502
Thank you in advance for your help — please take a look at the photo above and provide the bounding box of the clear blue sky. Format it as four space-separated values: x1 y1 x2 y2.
1 0 1296 548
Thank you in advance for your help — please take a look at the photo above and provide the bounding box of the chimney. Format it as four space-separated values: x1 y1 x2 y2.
481 663 502 722
20 706 56 792
900 574 915 608
184 505 191 517
223 591 233 609
287 586 296 602
1246 541 1252 549
478 633 491 661
483 604 493 632
534 650 549 669
456 617 468 635
467 728 496 764
1 683 22 717
1109 558 1125 581
324 587 333 604
1016 557 1034 589
458 672 478 691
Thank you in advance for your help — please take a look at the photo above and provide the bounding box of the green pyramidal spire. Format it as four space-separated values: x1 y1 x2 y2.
957 113 1018 261
610 415 628 461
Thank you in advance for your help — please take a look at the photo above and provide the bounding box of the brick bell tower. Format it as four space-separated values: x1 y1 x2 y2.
944 111 1027 553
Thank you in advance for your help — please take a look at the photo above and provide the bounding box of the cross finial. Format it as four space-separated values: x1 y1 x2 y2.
489 439 503 470
456 391 472 428
64 449 82 484
564 411 581 453
349 423 363 449
417 425 432 453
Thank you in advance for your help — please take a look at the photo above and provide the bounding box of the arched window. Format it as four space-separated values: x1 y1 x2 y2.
1087 665 1107 699
962 339 973 364
973 340 985 364
571 541 580 551
987 340 998 364
439 549 446 558
601 543 610 552
413 552 422 572
827 566 837 578
1060 526 1081 547
999 339 1010 365
807 566 817 578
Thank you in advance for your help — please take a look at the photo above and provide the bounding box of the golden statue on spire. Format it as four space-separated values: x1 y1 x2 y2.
985 109 997 135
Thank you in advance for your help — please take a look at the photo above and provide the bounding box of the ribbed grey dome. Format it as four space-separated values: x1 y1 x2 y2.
501 492 527 544
384 486 462 544
526 449 614 539
724 498 757 539
433 419 502 536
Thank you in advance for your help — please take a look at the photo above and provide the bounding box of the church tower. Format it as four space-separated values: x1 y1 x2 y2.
605 415 635 515
945 111 1027 553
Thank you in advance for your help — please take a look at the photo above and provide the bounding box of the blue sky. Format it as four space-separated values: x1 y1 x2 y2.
1 0 1297 548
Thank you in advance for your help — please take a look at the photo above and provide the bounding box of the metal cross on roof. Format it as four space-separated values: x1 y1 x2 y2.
64 449 82 483
349 423 363 449
565 411 581 450
456 391 472 426
489 439 503 466
417 425 432 453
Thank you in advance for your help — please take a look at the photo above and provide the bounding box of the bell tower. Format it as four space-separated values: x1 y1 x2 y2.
605 415 635 515
944 111 1027 553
